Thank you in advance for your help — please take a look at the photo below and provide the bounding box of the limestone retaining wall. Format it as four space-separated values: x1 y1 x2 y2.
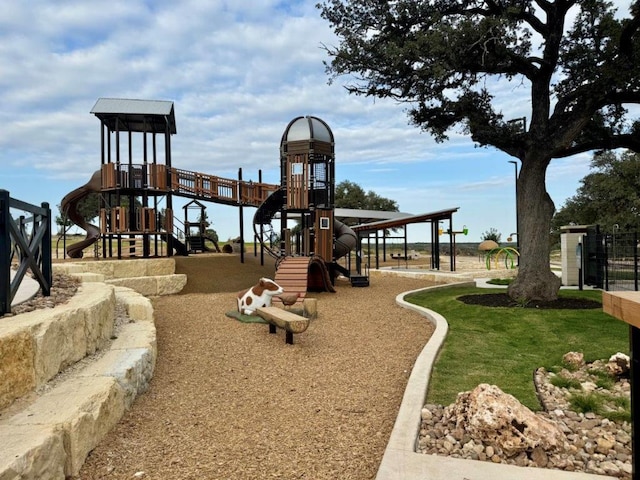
54 258 175 279
0 284 156 479
54 258 187 296
0 283 115 411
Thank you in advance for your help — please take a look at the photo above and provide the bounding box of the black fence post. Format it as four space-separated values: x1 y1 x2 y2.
0 190 10 314
635 232 638 292
41 202 52 296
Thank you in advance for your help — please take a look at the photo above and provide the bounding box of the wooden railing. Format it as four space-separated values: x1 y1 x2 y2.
100 163 278 207
0 190 52 315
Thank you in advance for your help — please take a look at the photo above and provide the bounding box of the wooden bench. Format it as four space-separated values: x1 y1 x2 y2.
255 306 310 345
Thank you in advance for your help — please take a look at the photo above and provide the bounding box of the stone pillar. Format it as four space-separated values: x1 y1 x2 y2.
560 225 590 286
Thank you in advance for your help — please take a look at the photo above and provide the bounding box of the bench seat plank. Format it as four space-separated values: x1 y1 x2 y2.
256 307 310 333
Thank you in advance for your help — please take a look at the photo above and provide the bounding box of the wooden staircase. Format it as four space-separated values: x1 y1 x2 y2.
272 256 335 307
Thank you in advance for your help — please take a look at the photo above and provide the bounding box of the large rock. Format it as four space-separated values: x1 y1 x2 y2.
0 283 115 411
0 424 66 479
156 274 187 295
54 258 176 279
80 347 155 409
606 352 630 377
5 376 126 477
32 306 88 382
106 274 186 296
562 351 585 368
0 326 36 410
445 384 566 456
114 286 155 322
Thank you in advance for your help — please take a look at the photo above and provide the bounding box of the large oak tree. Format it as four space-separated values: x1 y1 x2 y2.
318 0 640 301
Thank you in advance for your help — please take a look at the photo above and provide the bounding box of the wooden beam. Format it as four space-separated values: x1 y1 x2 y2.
602 291 640 328
256 307 310 334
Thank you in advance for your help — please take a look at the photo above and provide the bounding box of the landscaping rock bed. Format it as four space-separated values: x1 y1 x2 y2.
1 272 79 318
418 353 632 478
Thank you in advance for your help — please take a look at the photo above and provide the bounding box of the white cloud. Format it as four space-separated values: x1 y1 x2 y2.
0 0 635 244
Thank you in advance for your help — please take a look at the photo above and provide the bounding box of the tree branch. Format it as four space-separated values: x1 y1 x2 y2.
620 8 640 58
555 133 640 158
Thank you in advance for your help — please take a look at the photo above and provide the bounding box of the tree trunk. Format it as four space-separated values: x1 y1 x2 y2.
507 152 561 302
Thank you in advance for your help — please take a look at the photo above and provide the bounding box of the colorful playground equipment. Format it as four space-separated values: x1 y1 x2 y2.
61 98 364 296
484 246 520 270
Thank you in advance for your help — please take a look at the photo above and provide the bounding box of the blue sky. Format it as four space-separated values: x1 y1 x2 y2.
0 1 629 244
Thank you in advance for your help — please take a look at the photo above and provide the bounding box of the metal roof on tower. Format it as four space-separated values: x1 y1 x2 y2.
91 98 176 134
281 116 334 144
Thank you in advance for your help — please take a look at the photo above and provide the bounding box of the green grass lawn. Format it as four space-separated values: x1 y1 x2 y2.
404 287 629 410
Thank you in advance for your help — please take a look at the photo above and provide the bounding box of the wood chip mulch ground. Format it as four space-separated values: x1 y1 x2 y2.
75 254 436 480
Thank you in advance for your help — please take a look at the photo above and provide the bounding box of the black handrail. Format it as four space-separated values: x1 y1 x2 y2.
0 190 52 315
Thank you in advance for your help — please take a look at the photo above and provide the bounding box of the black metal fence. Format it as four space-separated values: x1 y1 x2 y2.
0 190 52 314
584 231 639 292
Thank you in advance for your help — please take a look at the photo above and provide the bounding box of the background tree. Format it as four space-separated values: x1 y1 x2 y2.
482 227 502 244
335 180 399 219
552 150 640 234
55 193 100 233
197 210 219 242
319 0 640 302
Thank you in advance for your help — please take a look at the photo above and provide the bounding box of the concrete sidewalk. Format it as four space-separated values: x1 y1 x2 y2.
9 269 40 307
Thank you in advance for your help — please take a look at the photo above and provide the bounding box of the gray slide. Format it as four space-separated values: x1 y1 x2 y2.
333 219 357 259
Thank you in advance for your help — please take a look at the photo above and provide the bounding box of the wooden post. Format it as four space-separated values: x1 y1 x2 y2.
259 169 264 266
602 291 640 480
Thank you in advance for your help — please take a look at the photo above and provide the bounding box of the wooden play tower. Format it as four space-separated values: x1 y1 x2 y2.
278 116 336 262
253 116 363 295
251 115 362 294
91 98 179 258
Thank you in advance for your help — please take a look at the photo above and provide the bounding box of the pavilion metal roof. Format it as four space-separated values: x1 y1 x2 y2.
91 98 176 134
334 208 411 225
350 207 460 234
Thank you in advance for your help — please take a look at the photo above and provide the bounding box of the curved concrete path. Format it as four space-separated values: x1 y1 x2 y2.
375 282 616 480
9 269 40 307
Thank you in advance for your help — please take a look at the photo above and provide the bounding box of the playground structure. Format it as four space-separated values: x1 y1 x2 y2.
61 98 278 260
440 225 468 271
61 98 362 296
484 246 520 270
181 200 221 254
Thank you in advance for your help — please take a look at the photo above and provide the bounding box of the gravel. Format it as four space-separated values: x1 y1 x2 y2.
418 360 633 478
1 272 80 318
